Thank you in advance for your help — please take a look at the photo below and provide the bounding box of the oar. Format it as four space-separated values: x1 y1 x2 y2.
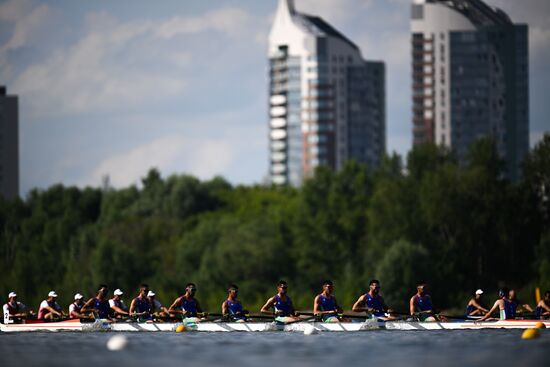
278 315 317 325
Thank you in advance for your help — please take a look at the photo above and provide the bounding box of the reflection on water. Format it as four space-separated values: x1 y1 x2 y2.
1 330 549 367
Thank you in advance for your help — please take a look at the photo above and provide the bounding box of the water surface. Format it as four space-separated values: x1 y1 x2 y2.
1 329 549 367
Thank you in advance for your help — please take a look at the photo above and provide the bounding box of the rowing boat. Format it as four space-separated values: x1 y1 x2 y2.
1 319 548 332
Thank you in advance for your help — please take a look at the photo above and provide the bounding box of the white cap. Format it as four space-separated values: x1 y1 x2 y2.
48 291 58 298
8 292 17 298
113 289 124 296
475 289 484 295
147 291 155 297
74 293 84 300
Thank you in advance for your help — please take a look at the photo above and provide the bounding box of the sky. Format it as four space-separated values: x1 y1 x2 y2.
0 0 549 195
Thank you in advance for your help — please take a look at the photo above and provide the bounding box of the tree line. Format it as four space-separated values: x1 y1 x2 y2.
1 135 549 313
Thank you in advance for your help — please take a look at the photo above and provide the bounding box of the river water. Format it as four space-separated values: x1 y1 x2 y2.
1 330 549 367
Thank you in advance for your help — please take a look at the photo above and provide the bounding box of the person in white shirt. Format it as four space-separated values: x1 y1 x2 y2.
37 291 65 320
109 289 129 318
69 293 89 319
148 290 169 318
3 292 28 322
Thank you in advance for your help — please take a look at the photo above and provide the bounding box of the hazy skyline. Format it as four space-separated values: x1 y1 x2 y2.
1 0 549 195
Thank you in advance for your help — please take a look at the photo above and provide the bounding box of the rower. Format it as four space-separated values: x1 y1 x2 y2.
82 285 112 320
109 289 129 318
465 289 489 317
313 280 345 322
3 292 28 323
352 279 394 320
260 280 300 322
129 284 153 322
409 282 438 321
69 293 89 319
535 291 550 319
479 288 515 321
37 291 65 320
168 283 204 322
222 284 247 322
509 289 534 318
148 290 169 319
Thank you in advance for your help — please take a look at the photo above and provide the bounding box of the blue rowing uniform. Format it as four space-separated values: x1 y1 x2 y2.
132 296 152 321
225 299 245 321
318 294 338 321
273 294 293 316
93 297 111 319
465 304 476 316
415 295 433 312
180 296 198 317
504 299 517 320
365 293 385 317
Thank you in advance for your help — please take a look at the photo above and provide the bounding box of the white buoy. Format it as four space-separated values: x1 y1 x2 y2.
106 334 128 351
303 325 317 335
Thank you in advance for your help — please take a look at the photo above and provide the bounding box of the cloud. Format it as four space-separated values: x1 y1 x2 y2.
8 6 261 119
83 135 236 188
155 8 253 38
0 4 49 53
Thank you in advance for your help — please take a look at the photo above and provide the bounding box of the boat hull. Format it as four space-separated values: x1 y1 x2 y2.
2 319 548 333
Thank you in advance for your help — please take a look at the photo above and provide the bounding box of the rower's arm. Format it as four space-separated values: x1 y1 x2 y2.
195 300 203 313
44 304 61 316
333 296 343 313
111 305 128 315
352 295 366 312
313 295 321 315
81 298 95 313
409 296 417 315
380 297 390 312
260 297 275 314
168 298 183 314
221 301 228 315
522 304 534 313
471 299 489 313
129 299 137 314
479 300 500 321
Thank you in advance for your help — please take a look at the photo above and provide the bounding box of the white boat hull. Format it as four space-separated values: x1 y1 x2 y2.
2 319 548 333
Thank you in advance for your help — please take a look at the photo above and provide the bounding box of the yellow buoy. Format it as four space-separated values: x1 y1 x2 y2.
175 324 186 333
534 322 546 329
521 328 540 340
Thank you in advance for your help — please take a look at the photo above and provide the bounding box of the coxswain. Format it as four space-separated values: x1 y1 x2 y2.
168 283 204 322
465 289 489 317
352 279 395 320
82 285 112 320
129 284 153 322
3 292 28 322
148 290 169 319
260 280 300 322
109 289 129 318
409 282 440 321
37 291 65 320
69 293 89 319
535 291 550 319
508 289 534 318
313 280 346 322
221 284 247 322
479 288 516 321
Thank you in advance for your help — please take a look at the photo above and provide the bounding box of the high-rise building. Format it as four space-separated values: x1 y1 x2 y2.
268 0 385 186
411 0 528 179
0 86 19 200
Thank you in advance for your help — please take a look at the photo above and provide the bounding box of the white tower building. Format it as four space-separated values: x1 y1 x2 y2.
268 0 385 186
